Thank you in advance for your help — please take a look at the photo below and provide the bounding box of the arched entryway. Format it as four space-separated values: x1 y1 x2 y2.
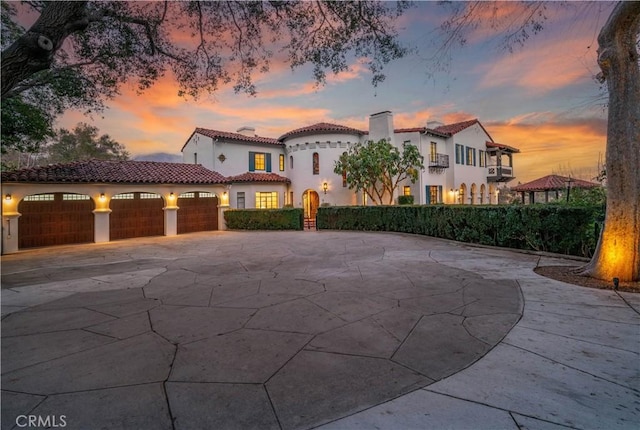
470 183 477 205
459 183 467 204
480 184 486 204
302 189 320 227
18 192 94 249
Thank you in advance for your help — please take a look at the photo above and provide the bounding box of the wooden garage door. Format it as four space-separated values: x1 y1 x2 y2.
18 193 94 249
177 192 219 234
110 192 164 240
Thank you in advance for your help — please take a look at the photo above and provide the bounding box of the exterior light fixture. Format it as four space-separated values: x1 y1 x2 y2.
99 193 106 201
169 192 175 198
322 182 328 194
5 194 11 201
223 191 227 197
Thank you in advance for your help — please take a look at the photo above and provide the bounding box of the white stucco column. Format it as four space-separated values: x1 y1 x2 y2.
2 212 21 254
164 207 178 236
93 209 112 243
218 204 230 231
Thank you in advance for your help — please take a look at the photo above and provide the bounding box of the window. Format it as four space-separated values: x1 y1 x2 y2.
249 152 271 172
199 192 216 198
430 142 437 163
312 152 319 175
455 144 464 165
289 155 293 169
194 153 198 164
237 192 245 209
403 186 411 196
140 193 161 199
112 193 134 200
479 150 486 167
279 154 285 171
255 153 265 170
179 192 195 198
63 194 90 200
24 194 54 201
255 191 278 209
466 146 476 166
342 151 347 187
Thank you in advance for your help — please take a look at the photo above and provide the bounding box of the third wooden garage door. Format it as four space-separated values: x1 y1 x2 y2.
177 192 219 234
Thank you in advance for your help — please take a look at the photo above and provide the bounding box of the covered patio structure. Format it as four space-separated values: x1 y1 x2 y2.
511 174 600 204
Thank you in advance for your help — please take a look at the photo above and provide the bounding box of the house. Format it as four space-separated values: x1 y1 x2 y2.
182 111 520 216
1 111 519 254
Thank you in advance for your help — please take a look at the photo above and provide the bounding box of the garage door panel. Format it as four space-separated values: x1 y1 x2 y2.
110 193 164 240
177 193 218 234
18 194 94 249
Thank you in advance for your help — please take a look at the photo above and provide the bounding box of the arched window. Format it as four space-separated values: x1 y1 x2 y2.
342 152 347 187
290 155 293 169
312 152 319 175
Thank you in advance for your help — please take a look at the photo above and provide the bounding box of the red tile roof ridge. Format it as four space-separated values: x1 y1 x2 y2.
193 127 282 145
279 122 364 140
1 159 228 184
226 172 291 183
512 174 600 192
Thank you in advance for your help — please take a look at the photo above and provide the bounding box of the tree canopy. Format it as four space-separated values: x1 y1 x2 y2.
334 139 424 205
45 122 129 164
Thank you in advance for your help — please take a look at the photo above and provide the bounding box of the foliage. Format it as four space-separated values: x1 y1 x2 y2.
398 195 414 205
1 1 411 102
44 123 129 164
334 139 424 205
317 205 604 257
1 95 54 155
224 208 304 230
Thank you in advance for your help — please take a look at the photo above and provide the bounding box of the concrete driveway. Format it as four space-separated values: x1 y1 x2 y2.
1 231 638 429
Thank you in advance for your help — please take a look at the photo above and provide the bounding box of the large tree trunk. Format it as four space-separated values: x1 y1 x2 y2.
580 1 640 282
1 1 89 99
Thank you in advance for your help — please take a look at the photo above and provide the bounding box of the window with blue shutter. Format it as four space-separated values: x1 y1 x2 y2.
266 153 272 172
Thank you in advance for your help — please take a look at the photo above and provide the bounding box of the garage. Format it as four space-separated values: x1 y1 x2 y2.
18 193 94 249
177 192 219 234
110 192 165 240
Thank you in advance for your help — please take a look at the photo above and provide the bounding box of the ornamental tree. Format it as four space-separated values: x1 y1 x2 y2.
335 139 424 205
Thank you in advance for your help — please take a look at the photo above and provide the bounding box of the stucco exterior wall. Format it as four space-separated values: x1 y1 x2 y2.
450 124 492 204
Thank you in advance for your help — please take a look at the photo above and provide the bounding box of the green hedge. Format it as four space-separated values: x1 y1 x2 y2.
317 205 604 257
398 195 414 205
224 208 304 230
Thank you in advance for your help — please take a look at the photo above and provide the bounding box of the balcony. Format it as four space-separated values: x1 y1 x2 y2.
487 165 515 182
428 153 449 173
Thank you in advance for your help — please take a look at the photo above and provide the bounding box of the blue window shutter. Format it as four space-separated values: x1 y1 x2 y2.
249 152 255 171
425 186 431 205
266 153 272 172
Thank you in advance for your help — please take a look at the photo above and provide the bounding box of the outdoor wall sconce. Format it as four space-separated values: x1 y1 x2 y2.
4 194 11 201
169 192 175 199
223 191 227 197
322 182 328 194
99 193 106 201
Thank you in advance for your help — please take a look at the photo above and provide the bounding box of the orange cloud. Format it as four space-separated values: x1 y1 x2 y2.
486 114 606 182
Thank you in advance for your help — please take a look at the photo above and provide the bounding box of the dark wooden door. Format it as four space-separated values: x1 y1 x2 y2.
177 192 218 234
18 193 94 249
110 192 164 240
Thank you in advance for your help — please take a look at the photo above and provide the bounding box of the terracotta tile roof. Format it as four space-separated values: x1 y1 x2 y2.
394 127 427 134
486 141 520 153
431 119 480 136
1 159 227 184
512 175 599 192
226 172 291 183
279 122 364 140
181 128 282 151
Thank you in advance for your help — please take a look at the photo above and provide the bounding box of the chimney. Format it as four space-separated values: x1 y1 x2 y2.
368 111 394 143
236 126 256 137
427 120 444 130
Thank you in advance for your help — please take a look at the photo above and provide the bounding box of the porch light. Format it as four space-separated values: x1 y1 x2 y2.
99 193 106 201
169 192 175 199
4 194 11 201
322 182 328 194
223 191 227 197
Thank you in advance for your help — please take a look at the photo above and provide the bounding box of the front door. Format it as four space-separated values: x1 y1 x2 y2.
302 189 320 219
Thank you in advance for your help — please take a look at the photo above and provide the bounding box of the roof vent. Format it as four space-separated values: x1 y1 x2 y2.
236 126 256 137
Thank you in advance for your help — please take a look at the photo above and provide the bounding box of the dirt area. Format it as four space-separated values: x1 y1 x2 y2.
534 266 640 293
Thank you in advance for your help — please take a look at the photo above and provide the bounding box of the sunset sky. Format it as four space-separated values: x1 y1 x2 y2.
57 1 615 184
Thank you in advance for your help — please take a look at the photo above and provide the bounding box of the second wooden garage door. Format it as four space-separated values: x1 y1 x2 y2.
110 192 164 240
177 192 218 234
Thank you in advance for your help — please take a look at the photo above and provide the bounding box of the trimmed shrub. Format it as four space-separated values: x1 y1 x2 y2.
398 195 414 205
224 208 304 230
316 205 604 257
